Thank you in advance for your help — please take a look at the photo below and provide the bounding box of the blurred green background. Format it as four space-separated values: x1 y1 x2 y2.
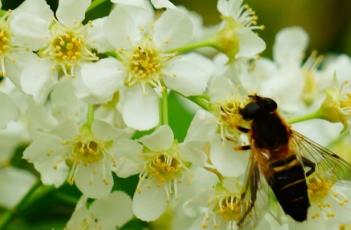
1 0 350 229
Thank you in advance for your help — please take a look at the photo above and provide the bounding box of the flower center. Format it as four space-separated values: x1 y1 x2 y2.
340 93 351 111
70 138 105 165
0 27 10 56
51 31 83 63
308 176 333 203
216 195 242 222
146 154 181 184
125 45 162 87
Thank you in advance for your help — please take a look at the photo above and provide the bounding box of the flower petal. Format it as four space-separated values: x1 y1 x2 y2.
104 5 152 49
0 92 18 129
139 125 174 151
164 53 213 96
92 120 128 141
76 58 124 104
133 179 168 221
91 191 133 228
86 17 115 53
119 86 159 130
236 28 266 58
56 0 90 27
9 0 53 50
273 27 308 66
20 58 57 103
112 0 149 8
151 0 175 9
23 134 68 187
0 167 37 208
210 137 248 177
153 8 193 51
74 160 113 199
184 110 217 143
111 138 143 177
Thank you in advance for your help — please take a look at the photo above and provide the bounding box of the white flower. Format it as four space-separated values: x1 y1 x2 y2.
216 0 265 59
0 91 18 129
0 167 36 209
130 111 216 221
66 191 133 230
77 6 213 130
112 0 175 9
14 0 98 103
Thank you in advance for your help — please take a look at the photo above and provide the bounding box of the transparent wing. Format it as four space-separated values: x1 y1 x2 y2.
291 131 351 181
237 152 269 230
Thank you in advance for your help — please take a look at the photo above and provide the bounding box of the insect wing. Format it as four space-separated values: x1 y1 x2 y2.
291 131 351 181
238 152 269 230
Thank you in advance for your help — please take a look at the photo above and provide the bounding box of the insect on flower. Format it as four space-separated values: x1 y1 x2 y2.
234 95 351 229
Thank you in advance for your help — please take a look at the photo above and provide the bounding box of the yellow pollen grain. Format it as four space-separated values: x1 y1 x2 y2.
147 154 181 184
51 32 83 62
126 45 161 87
0 27 10 55
308 176 332 203
69 139 105 165
216 195 241 222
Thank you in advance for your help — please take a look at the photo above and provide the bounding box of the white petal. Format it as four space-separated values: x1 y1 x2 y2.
273 27 309 66
236 28 266 58
75 160 113 199
0 92 18 128
111 138 143 177
153 8 193 51
86 17 115 53
179 142 207 166
0 167 37 208
51 79 87 123
210 137 248 177
92 120 127 141
184 110 217 143
112 0 148 8
21 58 57 103
104 5 152 49
9 0 53 50
65 197 90 230
139 125 174 151
119 86 159 130
23 134 69 187
56 0 90 27
133 179 167 221
77 58 124 104
151 0 175 9
164 53 213 96
91 191 133 228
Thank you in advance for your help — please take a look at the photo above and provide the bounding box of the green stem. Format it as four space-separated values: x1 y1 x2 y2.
0 183 54 230
328 128 349 148
167 37 218 54
160 88 168 125
86 104 95 128
86 0 108 14
55 192 79 206
288 110 324 124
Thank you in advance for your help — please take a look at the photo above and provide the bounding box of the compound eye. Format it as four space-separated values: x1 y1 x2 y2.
262 98 277 112
240 102 260 120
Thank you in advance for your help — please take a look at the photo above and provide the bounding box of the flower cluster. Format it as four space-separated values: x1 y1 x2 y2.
0 0 351 229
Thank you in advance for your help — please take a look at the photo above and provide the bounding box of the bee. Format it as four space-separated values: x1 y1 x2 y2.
235 95 351 228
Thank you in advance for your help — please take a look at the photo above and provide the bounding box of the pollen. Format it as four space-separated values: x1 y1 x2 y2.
216 195 242 222
69 138 105 165
0 28 10 56
125 45 162 87
308 176 332 203
51 32 83 63
146 154 181 184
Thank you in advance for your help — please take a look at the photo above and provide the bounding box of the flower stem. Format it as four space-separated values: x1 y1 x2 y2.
86 0 108 14
288 110 324 124
0 183 54 230
86 104 95 128
166 38 218 54
161 88 169 125
328 128 350 148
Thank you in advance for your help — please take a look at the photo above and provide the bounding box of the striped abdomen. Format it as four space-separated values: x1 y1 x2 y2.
269 154 310 221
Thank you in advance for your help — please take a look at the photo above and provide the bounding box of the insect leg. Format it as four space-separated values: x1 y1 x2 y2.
237 126 250 133
302 157 316 177
234 145 251 151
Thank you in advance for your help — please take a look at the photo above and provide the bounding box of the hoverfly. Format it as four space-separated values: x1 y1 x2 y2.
235 95 351 228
